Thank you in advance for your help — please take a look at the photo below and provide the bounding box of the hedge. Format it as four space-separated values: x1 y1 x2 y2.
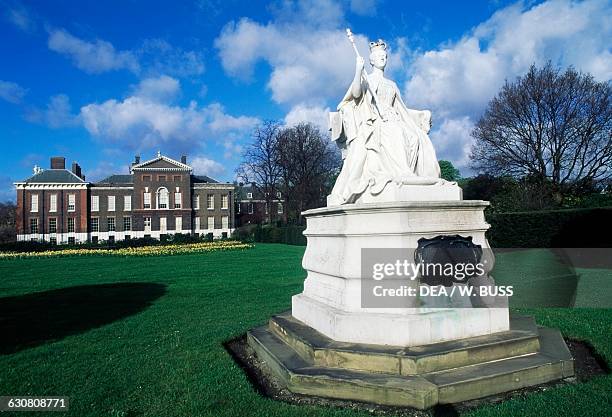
245 207 612 248
486 207 612 247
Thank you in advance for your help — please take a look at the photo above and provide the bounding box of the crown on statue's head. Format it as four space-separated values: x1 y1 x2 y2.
369 39 387 52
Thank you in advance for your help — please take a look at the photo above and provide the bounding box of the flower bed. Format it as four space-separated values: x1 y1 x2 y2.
0 240 253 259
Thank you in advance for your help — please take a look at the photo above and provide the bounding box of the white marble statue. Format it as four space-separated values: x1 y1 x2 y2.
328 31 444 205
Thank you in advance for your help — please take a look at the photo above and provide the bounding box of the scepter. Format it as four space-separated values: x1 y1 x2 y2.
346 28 386 121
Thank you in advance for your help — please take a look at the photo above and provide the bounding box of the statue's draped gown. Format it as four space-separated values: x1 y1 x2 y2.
330 72 441 204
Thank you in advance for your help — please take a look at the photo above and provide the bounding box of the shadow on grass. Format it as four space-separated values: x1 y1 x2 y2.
0 282 166 355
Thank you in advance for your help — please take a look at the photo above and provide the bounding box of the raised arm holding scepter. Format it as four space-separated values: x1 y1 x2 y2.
345 29 386 121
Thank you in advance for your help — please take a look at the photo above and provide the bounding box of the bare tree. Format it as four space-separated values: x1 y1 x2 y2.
276 123 341 223
0 202 16 243
471 63 611 195
236 120 283 223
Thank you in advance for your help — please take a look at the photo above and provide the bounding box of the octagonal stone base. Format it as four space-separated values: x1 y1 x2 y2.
247 312 574 409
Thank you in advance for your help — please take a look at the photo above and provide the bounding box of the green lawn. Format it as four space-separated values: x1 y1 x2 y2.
0 244 610 416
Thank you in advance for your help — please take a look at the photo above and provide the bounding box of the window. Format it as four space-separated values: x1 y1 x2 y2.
50 194 57 212
160 217 167 232
193 195 200 209
247 192 253 199
157 187 169 209
108 236 114 244
174 192 182 209
68 194 76 212
143 192 151 209
221 195 228 209
92 195 99 211
278 203 283 214
222 216 229 229
158 175 166 181
207 194 214 210
107 217 115 232
68 237 75 244
50 237 57 245
173 175 181 181
277 191 282 199
195 217 200 230
207 216 214 230
143 175 151 182
31 194 38 212
67 217 75 233
108 195 115 212
237 203 241 213
123 216 131 231
90 217 99 232
124 195 131 211
144 216 151 231
49 218 57 233
92 236 98 244
30 218 38 234
248 203 254 214
175 216 182 231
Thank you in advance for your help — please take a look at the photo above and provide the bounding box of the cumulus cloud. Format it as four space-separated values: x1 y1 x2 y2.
132 75 181 102
190 156 226 177
403 0 612 170
284 104 331 132
23 94 80 128
0 80 27 104
48 28 140 74
80 95 259 153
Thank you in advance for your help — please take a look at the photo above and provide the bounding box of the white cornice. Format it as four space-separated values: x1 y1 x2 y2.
131 155 192 171
14 183 89 190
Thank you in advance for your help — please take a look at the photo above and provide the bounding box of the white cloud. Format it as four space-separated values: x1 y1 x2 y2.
429 117 474 170
403 0 612 171
190 156 226 177
284 104 331 132
23 94 80 128
215 4 374 107
80 96 259 153
132 75 181 102
349 0 379 16
138 38 205 78
215 1 409 111
6 5 35 32
0 80 27 104
48 29 140 74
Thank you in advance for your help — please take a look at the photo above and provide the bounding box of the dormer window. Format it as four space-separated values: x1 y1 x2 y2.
247 192 253 199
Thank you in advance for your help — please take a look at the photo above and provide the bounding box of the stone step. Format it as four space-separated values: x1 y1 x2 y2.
247 323 573 409
269 312 540 375
425 327 574 403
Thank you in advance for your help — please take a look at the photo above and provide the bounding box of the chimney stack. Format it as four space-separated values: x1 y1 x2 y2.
135 155 140 164
71 162 83 179
181 155 187 164
50 156 65 170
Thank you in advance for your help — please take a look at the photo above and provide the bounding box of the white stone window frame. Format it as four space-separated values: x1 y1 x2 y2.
49 194 57 212
207 194 214 210
30 194 38 213
124 195 131 211
68 194 76 212
108 195 116 212
91 195 99 212
221 194 228 210
157 187 169 209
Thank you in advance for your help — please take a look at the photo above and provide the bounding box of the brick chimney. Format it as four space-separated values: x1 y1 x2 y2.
181 155 187 164
71 162 83 179
50 156 65 169
135 155 140 164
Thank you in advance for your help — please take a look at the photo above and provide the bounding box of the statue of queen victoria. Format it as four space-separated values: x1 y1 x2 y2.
328 34 448 205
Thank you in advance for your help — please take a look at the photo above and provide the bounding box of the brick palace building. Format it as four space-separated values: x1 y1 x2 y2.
15 153 235 243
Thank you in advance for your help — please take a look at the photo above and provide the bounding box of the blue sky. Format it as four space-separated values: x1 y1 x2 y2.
1 0 610 202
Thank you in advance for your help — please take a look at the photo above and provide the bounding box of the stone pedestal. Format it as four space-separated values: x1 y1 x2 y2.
292 200 509 346
246 189 574 409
